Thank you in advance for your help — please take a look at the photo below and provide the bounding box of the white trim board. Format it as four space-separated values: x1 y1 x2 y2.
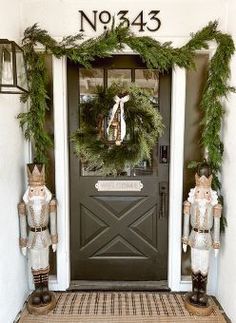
50 56 70 290
168 66 186 291
50 54 216 293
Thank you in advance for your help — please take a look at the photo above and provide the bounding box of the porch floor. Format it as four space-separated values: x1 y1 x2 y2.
19 291 228 323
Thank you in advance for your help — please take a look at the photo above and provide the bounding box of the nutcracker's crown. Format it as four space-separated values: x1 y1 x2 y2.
195 174 212 188
27 163 45 187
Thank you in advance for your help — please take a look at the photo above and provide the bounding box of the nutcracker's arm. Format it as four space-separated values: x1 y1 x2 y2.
182 201 191 251
49 198 58 251
213 203 222 249
18 201 28 252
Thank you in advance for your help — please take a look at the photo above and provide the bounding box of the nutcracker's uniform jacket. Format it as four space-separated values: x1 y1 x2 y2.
182 188 222 251
18 187 58 250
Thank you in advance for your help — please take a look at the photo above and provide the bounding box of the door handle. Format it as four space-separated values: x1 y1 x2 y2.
159 182 168 218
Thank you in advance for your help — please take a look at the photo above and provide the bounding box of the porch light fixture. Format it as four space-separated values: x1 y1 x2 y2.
0 39 28 94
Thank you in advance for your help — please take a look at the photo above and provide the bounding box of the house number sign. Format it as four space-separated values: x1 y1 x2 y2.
79 10 161 32
95 180 144 192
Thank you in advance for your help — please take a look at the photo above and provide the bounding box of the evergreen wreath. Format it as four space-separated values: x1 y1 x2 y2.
72 82 164 174
17 20 235 229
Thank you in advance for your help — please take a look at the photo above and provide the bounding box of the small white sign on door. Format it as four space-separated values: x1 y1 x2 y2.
95 180 143 192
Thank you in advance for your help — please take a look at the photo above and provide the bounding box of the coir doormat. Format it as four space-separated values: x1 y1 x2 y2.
19 292 228 323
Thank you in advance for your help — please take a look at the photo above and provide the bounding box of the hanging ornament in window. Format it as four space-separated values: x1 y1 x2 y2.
106 94 130 145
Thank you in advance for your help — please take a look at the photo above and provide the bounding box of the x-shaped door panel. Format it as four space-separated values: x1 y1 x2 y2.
78 195 159 260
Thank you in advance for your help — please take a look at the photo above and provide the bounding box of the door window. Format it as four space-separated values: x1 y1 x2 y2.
79 67 160 177
107 69 131 87
79 68 103 102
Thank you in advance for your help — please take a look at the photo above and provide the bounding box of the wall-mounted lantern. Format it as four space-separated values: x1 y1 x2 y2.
0 39 28 94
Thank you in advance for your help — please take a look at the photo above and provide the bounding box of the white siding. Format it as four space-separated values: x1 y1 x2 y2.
218 1 236 322
0 2 29 322
0 0 236 321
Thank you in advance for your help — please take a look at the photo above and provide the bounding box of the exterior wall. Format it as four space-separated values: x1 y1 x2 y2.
218 1 236 322
1 0 235 321
20 0 227 42
0 1 29 323
19 0 230 295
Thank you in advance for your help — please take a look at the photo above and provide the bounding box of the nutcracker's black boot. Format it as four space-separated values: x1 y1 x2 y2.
189 272 199 304
41 272 52 304
198 273 208 306
31 273 42 306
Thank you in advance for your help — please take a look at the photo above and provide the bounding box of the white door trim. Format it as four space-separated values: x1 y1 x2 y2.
168 66 187 291
50 57 188 291
50 56 70 290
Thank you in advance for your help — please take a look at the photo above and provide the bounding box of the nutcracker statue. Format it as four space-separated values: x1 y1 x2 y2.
18 164 58 314
182 161 222 316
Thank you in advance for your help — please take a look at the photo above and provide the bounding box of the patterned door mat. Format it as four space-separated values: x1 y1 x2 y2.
19 292 228 323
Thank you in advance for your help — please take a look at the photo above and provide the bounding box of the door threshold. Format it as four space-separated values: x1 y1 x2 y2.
69 280 170 291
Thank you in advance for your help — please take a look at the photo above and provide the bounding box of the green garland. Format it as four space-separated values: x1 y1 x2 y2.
18 21 235 228
72 83 164 174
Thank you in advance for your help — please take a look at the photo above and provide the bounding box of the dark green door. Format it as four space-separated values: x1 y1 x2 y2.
68 55 171 282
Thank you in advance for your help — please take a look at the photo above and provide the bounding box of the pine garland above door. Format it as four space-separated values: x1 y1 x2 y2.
18 21 235 229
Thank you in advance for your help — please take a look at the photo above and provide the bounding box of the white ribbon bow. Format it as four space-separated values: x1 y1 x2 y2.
106 94 130 143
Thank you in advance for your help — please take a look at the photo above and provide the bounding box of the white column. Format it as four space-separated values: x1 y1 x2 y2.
50 56 70 290
168 66 187 291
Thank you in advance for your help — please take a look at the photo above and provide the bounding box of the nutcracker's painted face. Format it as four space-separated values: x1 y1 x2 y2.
23 185 52 204
194 186 211 202
28 186 46 199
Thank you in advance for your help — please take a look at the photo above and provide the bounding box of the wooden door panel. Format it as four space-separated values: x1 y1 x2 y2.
77 195 157 257
72 194 164 280
130 205 158 249
91 235 146 259
92 196 146 219
68 56 171 282
80 205 109 248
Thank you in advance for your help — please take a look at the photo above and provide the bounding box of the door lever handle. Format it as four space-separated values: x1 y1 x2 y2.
159 182 168 218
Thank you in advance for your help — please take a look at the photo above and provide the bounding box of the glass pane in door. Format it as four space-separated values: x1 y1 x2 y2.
79 68 104 176
79 68 103 102
132 69 159 176
135 69 159 104
107 69 131 87
79 68 160 177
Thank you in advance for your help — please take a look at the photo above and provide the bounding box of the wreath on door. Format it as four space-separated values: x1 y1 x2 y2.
71 82 164 174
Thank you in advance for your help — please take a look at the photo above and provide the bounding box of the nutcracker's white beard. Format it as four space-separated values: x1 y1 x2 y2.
29 196 44 201
195 199 208 217
23 186 52 205
195 198 209 207
29 196 44 213
188 187 218 207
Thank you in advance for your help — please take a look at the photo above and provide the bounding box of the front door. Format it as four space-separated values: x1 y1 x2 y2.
68 55 171 283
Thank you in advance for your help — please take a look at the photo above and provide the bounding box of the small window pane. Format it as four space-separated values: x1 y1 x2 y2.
135 69 159 105
0 43 14 85
16 49 28 90
79 68 103 102
107 69 131 87
133 69 160 176
132 145 158 176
